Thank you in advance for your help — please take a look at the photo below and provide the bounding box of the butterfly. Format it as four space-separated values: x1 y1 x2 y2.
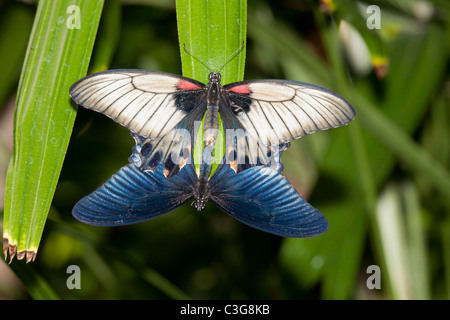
69 68 355 237
72 152 329 237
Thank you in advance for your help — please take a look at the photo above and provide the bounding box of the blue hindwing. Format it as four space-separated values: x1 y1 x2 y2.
72 164 195 226
208 164 328 237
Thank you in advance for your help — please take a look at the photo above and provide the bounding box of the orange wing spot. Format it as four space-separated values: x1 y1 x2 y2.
178 157 189 171
229 160 238 173
228 84 251 95
162 167 169 177
177 80 201 90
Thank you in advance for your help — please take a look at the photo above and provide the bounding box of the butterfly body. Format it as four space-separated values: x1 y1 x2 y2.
199 73 222 183
70 68 356 237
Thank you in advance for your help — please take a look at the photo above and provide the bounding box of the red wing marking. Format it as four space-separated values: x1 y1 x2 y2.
177 80 202 90
228 84 251 95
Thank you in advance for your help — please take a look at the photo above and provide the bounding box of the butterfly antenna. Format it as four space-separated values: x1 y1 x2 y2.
183 44 214 73
216 41 245 73
183 42 245 73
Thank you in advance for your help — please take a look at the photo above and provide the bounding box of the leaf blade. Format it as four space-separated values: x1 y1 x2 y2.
3 0 104 262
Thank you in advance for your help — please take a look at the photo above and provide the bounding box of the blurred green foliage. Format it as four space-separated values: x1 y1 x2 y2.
0 0 449 300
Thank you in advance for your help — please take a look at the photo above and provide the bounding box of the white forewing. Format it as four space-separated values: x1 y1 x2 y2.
132 74 181 93
70 70 202 139
115 92 154 127
246 82 296 101
226 80 356 145
71 70 355 175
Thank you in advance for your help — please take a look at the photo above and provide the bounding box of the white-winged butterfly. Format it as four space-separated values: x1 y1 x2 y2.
69 49 355 237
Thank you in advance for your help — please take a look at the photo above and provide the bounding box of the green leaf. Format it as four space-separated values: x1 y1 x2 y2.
176 0 247 84
3 0 104 262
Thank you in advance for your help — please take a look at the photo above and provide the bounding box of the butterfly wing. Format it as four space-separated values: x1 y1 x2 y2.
221 80 355 165
72 163 197 226
208 164 328 238
70 69 206 139
219 102 289 173
133 103 205 177
70 69 207 175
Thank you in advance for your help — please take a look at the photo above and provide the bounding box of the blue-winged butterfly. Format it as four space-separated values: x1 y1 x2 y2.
69 59 355 237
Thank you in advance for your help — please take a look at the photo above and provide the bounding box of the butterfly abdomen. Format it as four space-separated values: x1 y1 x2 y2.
198 105 219 181
203 105 219 146
195 75 224 182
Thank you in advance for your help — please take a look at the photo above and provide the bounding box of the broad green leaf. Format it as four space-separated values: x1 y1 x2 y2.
3 0 104 262
176 0 247 85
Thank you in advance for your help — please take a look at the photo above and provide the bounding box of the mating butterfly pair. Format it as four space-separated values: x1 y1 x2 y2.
69 68 355 237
